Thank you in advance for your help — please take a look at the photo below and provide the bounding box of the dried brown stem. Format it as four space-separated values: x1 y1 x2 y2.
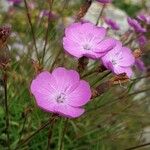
23 0 40 62
42 0 54 65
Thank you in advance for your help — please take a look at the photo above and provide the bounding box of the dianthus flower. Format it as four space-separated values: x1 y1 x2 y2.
105 18 120 30
63 22 116 59
127 17 146 33
7 0 22 5
138 35 147 46
39 10 57 20
135 59 146 72
97 0 112 3
137 14 150 25
101 41 135 77
30 67 91 118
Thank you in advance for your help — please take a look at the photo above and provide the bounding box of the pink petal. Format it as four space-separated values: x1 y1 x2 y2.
30 71 58 112
30 71 57 94
54 104 85 118
63 37 83 58
118 47 135 67
93 38 116 53
52 67 80 93
82 23 106 42
67 80 91 107
113 66 133 77
101 41 122 68
32 91 56 113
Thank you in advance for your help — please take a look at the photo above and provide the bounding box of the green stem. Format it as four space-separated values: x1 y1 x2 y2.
58 118 68 150
96 4 105 26
15 116 27 150
47 115 57 150
125 142 150 150
3 72 10 150
16 119 53 149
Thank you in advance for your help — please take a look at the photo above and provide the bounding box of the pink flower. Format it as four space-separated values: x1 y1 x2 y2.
7 0 22 5
137 14 150 25
138 35 147 46
135 59 146 72
127 17 146 33
97 0 112 3
105 18 120 30
30 67 91 118
63 22 116 59
101 41 135 77
39 10 57 20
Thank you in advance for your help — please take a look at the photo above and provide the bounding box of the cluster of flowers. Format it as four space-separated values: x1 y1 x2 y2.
63 22 135 77
31 21 135 118
127 14 150 46
30 0 137 119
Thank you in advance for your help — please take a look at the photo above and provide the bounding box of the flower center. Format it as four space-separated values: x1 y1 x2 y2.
112 59 117 65
55 93 66 103
83 44 91 50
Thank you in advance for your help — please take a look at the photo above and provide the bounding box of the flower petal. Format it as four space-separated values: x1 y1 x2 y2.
93 38 116 53
54 104 85 118
118 47 135 67
63 37 84 58
30 71 57 95
32 91 56 113
52 67 80 93
67 80 91 107
113 66 133 78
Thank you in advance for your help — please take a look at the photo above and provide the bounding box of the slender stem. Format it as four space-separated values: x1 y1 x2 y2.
96 4 105 26
3 72 10 150
91 71 111 87
47 115 57 150
23 0 40 62
16 119 53 149
15 116 27 150
58 118 68 150
88 88 150 113
41 0 54 64
123 33 142 46
50 50 61 71
125 142 150 150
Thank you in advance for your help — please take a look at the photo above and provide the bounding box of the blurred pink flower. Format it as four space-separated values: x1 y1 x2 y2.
30 67 91 118
135 59 146 72
97 0 112 3
137 14 150 25
7 0 22 5
39 10 57 20
101 41 135 77
127 17 146 33
138 35 147 46
63 22 116 59
105 18 120 30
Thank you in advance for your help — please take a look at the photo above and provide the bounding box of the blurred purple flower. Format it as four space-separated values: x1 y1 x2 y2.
101 41 135 77
135 58 146 72
137 14 150 24
63 22 116 59
138 35 147 46
7 0 22 5
28 1 36 9
39 10 57 20
30 67 91 118
127 17 146 33
105 18 120 30
97 0 112 3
